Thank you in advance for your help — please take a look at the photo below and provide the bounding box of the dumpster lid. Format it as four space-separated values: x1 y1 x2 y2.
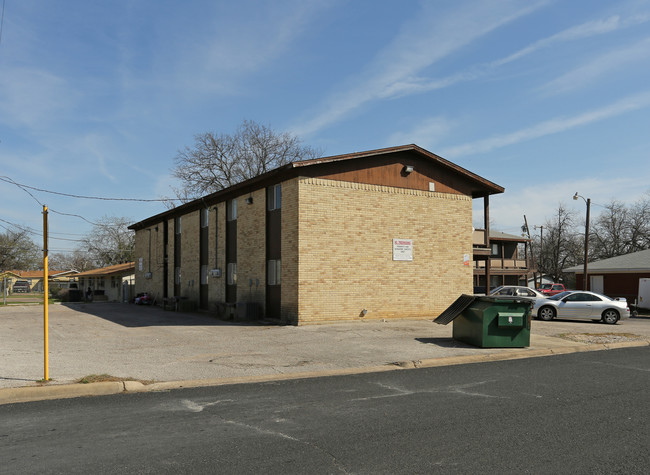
434 294 534 325
434 294 478 325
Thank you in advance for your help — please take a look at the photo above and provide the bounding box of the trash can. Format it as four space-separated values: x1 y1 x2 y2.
434 294 532 348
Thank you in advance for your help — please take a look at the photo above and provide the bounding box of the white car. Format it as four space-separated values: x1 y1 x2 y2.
490 285 546 300
533 290 630 324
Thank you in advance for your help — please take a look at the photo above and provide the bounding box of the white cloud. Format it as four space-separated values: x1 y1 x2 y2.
171 1 333 94
383 11 650 99
538 37 650 95
386 117 457 149
443 89 650 157
291 0 547 137
486 175 650 233
0 67 75 129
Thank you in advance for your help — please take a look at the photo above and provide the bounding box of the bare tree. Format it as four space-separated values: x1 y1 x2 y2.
48 250 94 272
627 193 650 251
171 120 321 202
589 194 650 259
533 204 581 282
81 216 135 268
590 200 629 260
0 228 41 270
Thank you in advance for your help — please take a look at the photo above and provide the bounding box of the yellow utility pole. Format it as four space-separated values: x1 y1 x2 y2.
43 205 49 381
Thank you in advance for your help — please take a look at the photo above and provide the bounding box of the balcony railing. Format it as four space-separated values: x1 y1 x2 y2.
474 259 528 270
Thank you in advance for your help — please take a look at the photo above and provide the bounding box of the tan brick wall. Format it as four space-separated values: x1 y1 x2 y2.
295 178 473 324
133 225 165 301
236 190 267 311
178 211 200 303
208 203 226 308
281 178 300 323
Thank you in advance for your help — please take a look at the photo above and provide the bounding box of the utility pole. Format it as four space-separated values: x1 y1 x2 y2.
43 205 49 381
523 216 537 289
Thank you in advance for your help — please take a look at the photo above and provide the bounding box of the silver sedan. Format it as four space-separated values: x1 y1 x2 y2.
533 290 630 324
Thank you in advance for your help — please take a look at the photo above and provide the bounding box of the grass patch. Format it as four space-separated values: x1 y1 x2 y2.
556 332 643 343
76 374 155 385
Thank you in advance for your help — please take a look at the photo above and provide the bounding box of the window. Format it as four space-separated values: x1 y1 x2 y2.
200 265 208 285
227 199 237 221
227 263 237 285
267 259 281 286
200 208 209 228
267 184 281 210
175 216 182 234
491 243 499 256
175 267 181 285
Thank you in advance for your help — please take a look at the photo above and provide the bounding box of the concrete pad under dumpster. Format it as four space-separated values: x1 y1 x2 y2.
435 294 533 348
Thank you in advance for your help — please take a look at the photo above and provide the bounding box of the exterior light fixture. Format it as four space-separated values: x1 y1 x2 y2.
402 165 414 174
245 197 253 205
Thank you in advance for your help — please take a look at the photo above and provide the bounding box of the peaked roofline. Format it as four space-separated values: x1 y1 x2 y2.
130 144 504 231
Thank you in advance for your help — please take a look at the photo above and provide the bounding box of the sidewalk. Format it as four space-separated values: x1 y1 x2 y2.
1 303 649 404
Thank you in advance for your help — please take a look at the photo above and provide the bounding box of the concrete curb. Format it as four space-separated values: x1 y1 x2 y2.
1 340 648 406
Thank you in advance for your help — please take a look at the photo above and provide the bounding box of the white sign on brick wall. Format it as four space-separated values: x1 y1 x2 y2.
393 239 413 261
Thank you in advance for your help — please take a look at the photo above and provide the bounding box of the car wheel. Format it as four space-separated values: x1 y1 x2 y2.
538 306 555 321
602 309 619 325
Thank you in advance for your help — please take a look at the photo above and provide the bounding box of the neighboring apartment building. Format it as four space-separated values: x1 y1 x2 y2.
129 144 504 324
472 230 533 292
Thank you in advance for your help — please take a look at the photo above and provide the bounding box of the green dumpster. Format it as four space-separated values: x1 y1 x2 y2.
434 294 532 348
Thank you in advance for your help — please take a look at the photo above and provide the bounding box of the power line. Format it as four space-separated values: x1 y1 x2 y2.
0 176 177 202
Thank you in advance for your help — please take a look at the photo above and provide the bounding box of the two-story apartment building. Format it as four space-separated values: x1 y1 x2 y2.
129 144 504 324
472 230 533 292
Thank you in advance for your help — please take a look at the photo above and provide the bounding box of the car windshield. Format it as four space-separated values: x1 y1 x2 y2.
549 291 572 300
539 284 552 290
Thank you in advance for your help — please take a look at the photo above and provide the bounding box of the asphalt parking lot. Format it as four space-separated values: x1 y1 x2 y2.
1 302 649 393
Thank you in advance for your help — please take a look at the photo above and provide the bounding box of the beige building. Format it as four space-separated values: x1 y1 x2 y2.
129 145 503 324
76 262 135 302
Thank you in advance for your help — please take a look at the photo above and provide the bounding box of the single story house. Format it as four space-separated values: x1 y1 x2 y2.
564 248 650 303
0 269 78 293
129 144 504 324
76 262 135 302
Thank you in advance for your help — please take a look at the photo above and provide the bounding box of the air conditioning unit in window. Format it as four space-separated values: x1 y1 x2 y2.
210 268 222 278
144 272 152 279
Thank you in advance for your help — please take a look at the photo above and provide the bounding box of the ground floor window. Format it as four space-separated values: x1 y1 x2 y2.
267 259 281 286
227 263 237 285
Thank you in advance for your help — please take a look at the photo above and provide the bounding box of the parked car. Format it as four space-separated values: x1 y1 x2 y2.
533 290 630 324
537 283 567 296
12 280 31 293
490 285 546 300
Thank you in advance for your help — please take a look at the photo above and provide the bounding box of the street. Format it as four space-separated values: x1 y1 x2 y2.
2 347 649 474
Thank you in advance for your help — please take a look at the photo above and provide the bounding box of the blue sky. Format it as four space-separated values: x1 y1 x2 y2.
1 0 650 254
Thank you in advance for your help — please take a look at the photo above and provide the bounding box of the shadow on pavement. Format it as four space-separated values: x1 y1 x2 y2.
59 302 271 328
415 337 470 348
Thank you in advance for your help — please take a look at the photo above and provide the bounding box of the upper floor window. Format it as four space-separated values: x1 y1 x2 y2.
175 216 182 234
227 199 237 221
491 243 499 256
200 208 209 228
267 184 281 211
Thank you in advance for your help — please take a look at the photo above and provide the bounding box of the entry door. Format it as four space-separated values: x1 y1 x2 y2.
590 275 604 294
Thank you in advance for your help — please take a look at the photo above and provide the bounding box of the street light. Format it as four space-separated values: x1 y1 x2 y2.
573 192 591 291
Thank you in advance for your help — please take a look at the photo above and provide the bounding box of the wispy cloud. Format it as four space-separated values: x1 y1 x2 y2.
442 89 650 157
538 37 650 95
493 13 649 67
291 0 547 137
383 12 650 98
173 1 333 94
386 117 457 150
0 67 74 129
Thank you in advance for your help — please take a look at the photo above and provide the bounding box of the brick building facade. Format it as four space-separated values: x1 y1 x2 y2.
129 145 504 324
